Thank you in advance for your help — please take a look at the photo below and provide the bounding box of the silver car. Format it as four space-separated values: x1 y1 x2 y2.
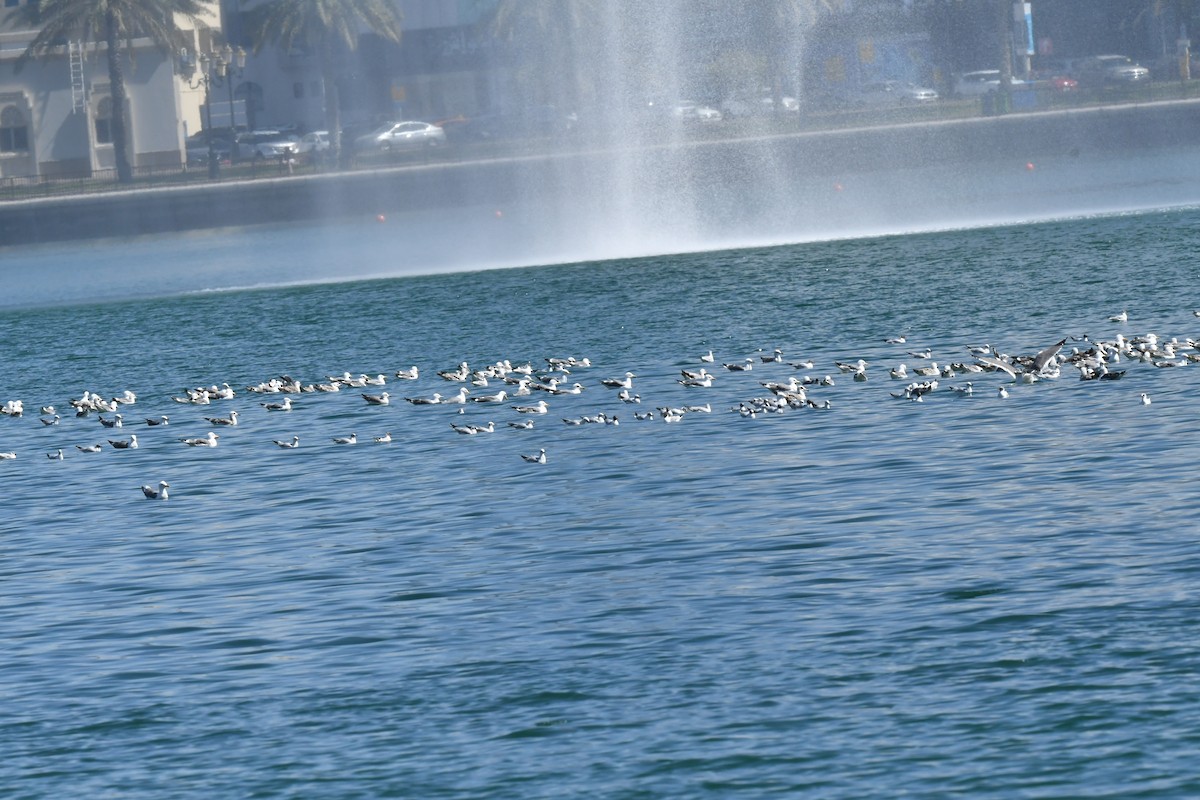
356 121 446 151
1077 55 1151 85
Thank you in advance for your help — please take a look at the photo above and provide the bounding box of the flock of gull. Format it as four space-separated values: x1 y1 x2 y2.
0 307 1192 500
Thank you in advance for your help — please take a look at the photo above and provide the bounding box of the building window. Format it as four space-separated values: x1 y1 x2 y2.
4 0 19 8
0 106 29 152
94 96 113 144
293 82 304 99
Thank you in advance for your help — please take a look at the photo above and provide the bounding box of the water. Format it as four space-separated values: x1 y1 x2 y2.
4 163 1200 796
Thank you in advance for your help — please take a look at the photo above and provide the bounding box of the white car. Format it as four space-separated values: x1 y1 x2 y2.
234 130 300 161
671 101 723 122
858 80 939 104
297 131 329 154
954 70 1033 96
356 121 446 152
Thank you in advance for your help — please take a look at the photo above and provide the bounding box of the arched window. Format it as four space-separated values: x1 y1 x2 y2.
94 96 113 144
0 106 28 152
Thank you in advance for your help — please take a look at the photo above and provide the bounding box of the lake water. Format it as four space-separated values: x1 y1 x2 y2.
3 149 1200 797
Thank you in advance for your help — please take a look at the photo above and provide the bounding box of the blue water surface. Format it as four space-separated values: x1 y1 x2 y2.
2 159 1200 797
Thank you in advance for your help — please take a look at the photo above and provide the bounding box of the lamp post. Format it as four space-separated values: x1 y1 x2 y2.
223 44 247 140
182 45 244 179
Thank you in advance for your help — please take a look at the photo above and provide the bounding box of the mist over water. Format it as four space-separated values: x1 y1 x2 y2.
4 141 1200 310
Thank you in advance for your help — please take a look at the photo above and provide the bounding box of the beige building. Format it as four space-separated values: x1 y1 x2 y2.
0 2 219 179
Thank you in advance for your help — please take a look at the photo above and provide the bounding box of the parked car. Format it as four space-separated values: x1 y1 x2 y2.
234 130 300 161
295 131 330 160
954 70 1034 96
185 132 233 165
719 94 799 118
355 121 446 152
857 80 939 104
1030 71 1078 92
670 101 723 121
1075 55 1151 86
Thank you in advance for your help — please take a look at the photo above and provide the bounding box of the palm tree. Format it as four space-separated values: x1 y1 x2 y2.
15 0 210 184
244 0 403 168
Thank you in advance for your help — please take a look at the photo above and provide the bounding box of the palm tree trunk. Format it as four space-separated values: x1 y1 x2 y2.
321 45 345 169
104 9 133 184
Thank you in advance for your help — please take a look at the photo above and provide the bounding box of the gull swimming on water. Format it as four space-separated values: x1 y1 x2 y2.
507 420 535 430
262 397 293 412
99 414 123 428
273 436 300 449
395 366 419 380
109 434 138 449
76 443 103 453
181 431 220 447
406 392 442 405
0 451 16 460
362 392 390 405
141 480 169 500
145 416 169 426
47 449 64 460
332 433 358 444
205 411 238 426
373 432 392 443
521 448 547 464
1140 393 1151 405
1110 310 1128 323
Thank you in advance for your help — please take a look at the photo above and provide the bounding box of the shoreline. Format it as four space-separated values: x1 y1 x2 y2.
4 98 1200 247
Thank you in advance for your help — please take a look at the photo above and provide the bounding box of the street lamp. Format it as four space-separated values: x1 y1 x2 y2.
181 44 245 179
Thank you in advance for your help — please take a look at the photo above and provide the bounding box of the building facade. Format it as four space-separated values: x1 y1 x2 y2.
0 3 221 179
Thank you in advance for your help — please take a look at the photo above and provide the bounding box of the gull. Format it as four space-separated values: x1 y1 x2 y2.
1140 393 1151 406
395 366 419 380
181 431 219 447
99 414 123 428
0 451 15 460
1031 339 1067 374
362 392 390 406
262 397 293 411
907 348 932 360
966 343 991 355
835 359 868 373
975 354 1018 380
141 481 169 500
204 411 239 426
723 359 754 372
998 386 1010 399
951 382 974 397
332 433 358 445
521 448 547 464
40 414 60 426
145 416 169 426
47 449 64 460
507 420 535 430
913 362 940 377
442 387 470 404
76 443 103 453
618 390 641 403
890 365 908 380
373 432 392 443
600 372 636 389
40 405 55 415
686 404 712 413
471 390 508 404
679 374 713 387
451 421 494 434
273 436 300 449
438 362 470 381
1109 310 1128 323
700 350 714 363
547 382 585 395
634 411 655 421
790 359 815 370
760 348 784 363
512 400 549 414
364 374 387 386
885 335 907 344
406 393 442 405
853 368 868 382
109 434 138 449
